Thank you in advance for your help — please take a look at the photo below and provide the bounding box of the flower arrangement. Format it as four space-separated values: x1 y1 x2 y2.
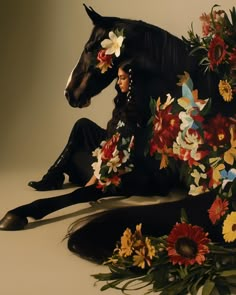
183 5 236 102
96 29 125 73
148 72 236 243
92 123 134 192
92 74 236 294
93 218 236 295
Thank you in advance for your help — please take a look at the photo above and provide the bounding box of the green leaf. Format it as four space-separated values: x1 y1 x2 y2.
220 270 236 277
215 281 231 295
180 208 189 223
202 279 215 295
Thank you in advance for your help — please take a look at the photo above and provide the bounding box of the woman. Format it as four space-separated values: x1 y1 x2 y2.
0 60 178 231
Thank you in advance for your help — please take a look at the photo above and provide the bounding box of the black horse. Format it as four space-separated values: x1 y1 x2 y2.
0 5 232 263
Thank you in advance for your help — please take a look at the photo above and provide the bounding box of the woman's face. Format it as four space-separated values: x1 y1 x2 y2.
117 68 129 93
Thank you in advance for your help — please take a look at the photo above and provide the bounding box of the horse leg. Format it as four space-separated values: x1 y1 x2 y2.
0 185 106 231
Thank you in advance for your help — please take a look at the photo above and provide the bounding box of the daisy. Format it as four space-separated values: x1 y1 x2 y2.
222 212 236 242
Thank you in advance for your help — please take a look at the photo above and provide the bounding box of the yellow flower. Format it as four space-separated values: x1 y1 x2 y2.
119 228 133 257
222 212 236 242
132 237 156 269
218 80 233 102
145 237 156 259
224 126 236 166
133 247 146 269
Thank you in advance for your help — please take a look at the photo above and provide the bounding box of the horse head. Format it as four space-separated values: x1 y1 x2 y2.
65 5 126 108
65 4 220 111
64 5 168 108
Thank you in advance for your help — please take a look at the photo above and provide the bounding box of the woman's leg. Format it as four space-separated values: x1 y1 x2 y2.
28 118 106 190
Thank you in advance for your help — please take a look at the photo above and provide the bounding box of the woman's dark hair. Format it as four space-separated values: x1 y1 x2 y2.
106 59 152 137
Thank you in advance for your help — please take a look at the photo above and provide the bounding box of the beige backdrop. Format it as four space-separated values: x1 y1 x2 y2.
0 0 234 170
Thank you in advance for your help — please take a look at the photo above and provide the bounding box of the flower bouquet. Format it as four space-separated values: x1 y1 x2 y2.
92 130 134 192
183 4 236 102
148 71 236 243
93 218 236 295
92 72 236 295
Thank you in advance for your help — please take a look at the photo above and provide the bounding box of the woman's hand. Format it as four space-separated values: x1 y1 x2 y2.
85 175 97 187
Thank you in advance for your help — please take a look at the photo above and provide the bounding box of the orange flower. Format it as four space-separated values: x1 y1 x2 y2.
208 35 227 70
167 223 210 266
208 197 229 224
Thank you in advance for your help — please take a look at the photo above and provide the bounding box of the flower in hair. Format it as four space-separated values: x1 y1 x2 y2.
96 29 125 73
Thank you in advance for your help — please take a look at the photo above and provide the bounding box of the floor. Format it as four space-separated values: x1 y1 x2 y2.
0 169 170 295
1 170 236 295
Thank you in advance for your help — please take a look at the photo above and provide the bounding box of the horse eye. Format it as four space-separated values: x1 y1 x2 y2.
84 42 96 53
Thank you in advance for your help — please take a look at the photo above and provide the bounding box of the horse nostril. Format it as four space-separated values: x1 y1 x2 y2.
64 89 70 101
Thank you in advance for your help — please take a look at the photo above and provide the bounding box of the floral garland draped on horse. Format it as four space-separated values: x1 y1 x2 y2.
88 5 236 294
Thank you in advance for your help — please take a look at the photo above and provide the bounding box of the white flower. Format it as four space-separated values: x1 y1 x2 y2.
121 150 130 163
92 147 102 158
92 157 102 179
101 31 124 57
179 111 195 131
107 156 121 173
162 94 174 109
116 120 125 129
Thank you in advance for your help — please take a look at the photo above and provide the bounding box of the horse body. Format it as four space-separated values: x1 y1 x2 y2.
64 6 228 262
0 5 230 262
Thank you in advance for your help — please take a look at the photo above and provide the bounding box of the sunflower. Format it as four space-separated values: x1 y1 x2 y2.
167 223 210 266
208 35 227 70
208 197 229 224
218 80 233 102
222 211 236 242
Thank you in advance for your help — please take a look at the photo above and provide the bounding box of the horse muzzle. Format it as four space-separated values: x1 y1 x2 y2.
64 89 91 108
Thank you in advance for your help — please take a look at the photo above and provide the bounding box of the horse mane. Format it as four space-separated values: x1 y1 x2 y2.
92 15 215 100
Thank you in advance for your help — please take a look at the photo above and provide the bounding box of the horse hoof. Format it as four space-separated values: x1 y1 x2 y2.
0 212 28 231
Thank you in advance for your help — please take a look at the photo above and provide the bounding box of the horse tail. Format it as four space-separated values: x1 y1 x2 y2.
66 192 223 264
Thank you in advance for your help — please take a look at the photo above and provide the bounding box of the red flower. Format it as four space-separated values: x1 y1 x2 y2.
152 106 180 152
101 133 120 160
199 13 211 36
229 48 236 65
204 114 231 147
208 197 229 224
97 49 113 64
167 223 210 266
208 35 227 70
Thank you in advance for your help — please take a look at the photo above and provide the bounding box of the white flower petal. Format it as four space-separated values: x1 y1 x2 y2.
108 31 117 41
101 39 113 49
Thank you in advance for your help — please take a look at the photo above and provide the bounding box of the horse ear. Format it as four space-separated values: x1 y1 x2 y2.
83 4 103 25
